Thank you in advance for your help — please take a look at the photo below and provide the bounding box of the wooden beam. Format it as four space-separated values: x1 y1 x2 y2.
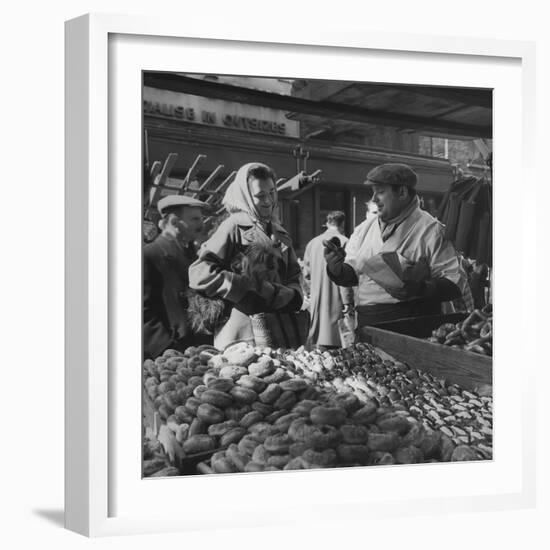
144 73 492 138
205 171 236 204
386 83 493 109
149 152 178 206
180 154 207 193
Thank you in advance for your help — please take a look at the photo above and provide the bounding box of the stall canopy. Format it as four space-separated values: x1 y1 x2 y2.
143 73 492 141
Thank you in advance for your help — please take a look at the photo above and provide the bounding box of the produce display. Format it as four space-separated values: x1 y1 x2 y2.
283 344 492 455
143 340 493 476
427 305 493 356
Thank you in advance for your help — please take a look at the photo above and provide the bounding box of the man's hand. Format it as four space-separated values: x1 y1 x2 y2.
386 257 431 300
402 257 430 283
323 237 346 277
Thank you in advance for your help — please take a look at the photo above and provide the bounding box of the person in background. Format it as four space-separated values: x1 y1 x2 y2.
143 195 211 359
324 163 469 327
188 162 303 350
303 211 354 348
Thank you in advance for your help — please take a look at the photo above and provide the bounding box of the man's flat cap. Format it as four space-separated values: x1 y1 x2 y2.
365 163 418 188
157 194 209 215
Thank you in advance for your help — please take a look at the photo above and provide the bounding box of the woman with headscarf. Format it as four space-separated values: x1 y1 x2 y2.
188 162 303 350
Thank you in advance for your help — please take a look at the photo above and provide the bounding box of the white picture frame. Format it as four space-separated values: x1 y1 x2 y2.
65 13 537 537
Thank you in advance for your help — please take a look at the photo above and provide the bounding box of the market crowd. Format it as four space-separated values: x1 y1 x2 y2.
143 161 489 360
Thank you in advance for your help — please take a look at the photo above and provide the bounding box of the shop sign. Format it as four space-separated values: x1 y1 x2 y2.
143 86 299 138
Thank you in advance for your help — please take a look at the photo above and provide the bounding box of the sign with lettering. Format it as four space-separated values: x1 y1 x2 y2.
143 87 300 138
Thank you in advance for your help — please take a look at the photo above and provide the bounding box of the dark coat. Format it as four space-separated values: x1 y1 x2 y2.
143 235 199 359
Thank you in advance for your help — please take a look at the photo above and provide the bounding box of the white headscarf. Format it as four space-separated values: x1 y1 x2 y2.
222 162 280 223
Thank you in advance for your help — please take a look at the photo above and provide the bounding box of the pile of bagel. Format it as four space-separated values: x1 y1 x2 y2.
274 342 492 456
143 341 488 476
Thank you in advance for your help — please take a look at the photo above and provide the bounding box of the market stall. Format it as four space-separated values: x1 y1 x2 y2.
142 334 492 477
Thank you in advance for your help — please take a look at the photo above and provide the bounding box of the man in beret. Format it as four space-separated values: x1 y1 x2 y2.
324 163 468 326
143 195 212 358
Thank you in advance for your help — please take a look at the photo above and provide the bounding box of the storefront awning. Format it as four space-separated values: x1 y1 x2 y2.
143 73 492 140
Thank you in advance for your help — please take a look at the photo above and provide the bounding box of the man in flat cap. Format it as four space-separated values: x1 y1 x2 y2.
143 195 212 358
324 163 468 327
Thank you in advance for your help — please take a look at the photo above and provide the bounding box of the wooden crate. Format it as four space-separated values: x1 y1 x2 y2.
359 314 492 392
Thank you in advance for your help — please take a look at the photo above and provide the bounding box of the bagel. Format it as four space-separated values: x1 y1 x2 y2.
199 350 218 365
251 401 274 416
225 446 248 472
283 457 308 470
219 365 249 380
303 424 342 450
351 402 378 426
224 405 252 422
237 375 267 393
401 421 427 447
279 378 309 392
187 376 204 388
252 444 270 464
310 406 347 427
244 461 265 472
206 377 234 392
331 392 361 414
230 386 258 405
340 424 370 445
262 368 288 384
222 345 258 367
287 418 309 441
176 387 193 405
300 386 321 400
188 417 208 436
264 433 292 454
367 451 396 466
274 413 301 432
238 435 261 456
274 390 297 411
248 422 278 442
196 403 225 425
158 404 173 421
450 445 479 462
289 441 309 457
248 358 276 378
302 448 337 467
366 432 400 452
337 444 369 464
393 445 424 464
376 413 412 436
258 384 283 405
182 434 216 454
267 454 292 469
220 427 247 447
174 405 194 424
211 450 227 463
163 390 181 410
240 410 264 429
418 430 442 460
265 410 288 424
184 397 201 415
292 400 319 416
208 420 239 437
211 456 238 474
200 389 233 408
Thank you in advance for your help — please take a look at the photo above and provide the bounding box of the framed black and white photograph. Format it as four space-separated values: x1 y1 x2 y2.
140 71 494 478
65 13 536 537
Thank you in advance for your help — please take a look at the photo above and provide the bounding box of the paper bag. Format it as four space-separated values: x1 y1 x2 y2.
338 312 357 348
363 252 411 292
